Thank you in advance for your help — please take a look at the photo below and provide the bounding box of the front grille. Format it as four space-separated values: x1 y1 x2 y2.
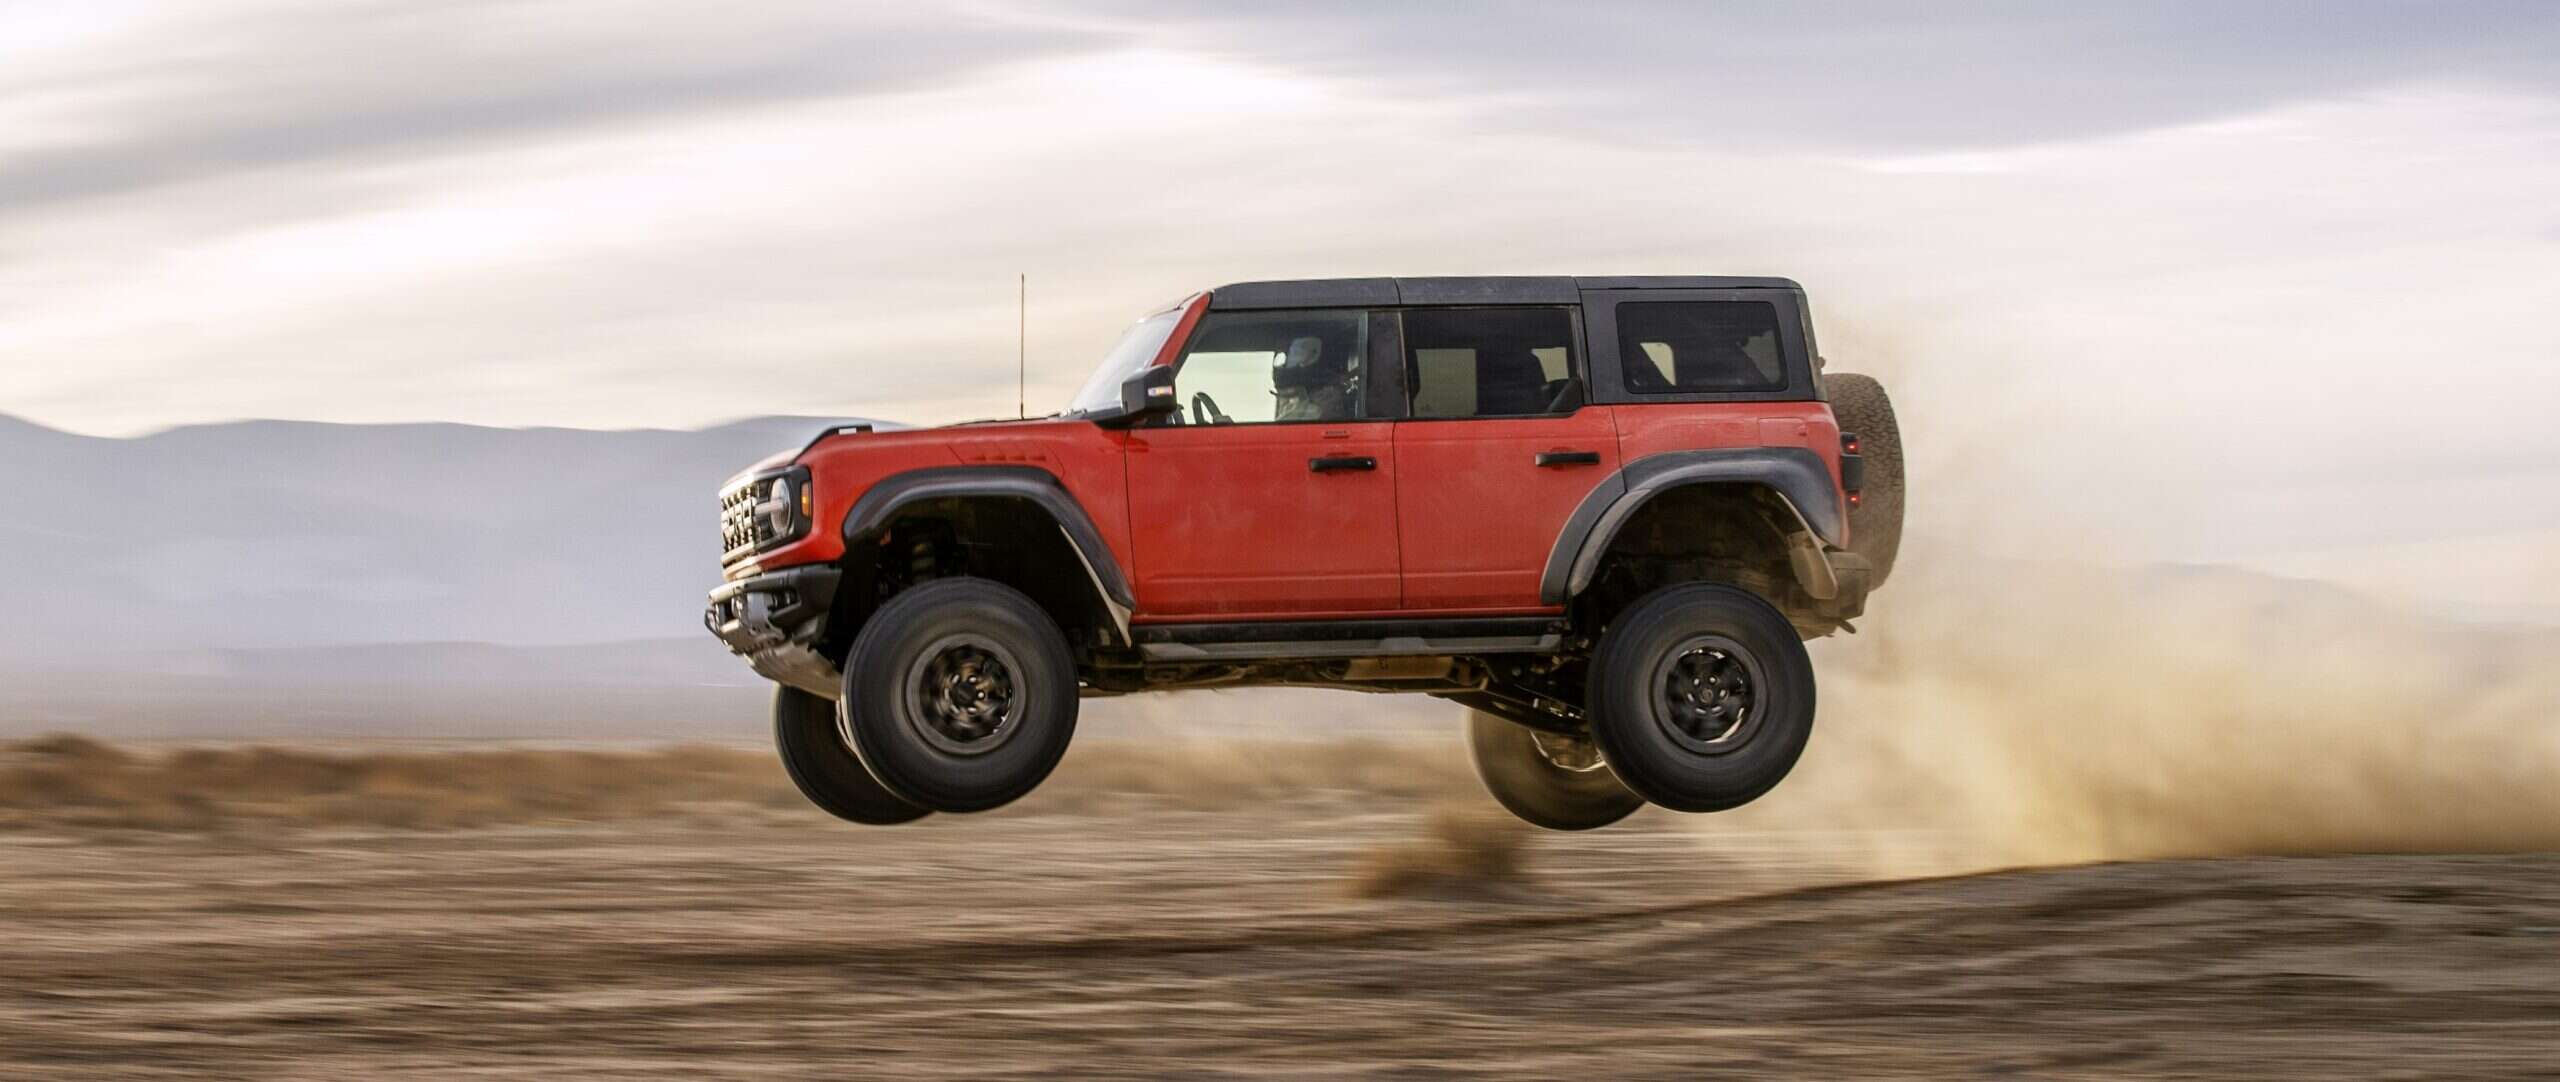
720 482 773 563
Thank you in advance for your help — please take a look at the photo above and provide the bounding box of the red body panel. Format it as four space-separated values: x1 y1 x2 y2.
755 403 1846 611
1392 408 1619 611
739 288 1848 625
1122 421 1402 617
1608 402 1846 540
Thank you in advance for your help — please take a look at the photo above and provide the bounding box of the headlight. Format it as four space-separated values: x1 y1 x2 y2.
728 465 812 555
762 476 796 534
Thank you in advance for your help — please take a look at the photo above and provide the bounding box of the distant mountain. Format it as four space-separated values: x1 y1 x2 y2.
0 414 889 663
0 411 1461 740
6 416 2549 741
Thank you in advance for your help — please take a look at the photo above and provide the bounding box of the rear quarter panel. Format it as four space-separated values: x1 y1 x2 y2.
1609 402 1847 534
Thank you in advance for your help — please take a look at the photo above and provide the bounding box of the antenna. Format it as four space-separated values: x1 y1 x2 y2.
1017 273 1026 419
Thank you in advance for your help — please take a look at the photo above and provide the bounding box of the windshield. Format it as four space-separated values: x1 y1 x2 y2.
1065 301 1189 414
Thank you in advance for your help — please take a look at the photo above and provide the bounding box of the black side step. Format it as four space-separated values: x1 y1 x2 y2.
1133 617 1564 661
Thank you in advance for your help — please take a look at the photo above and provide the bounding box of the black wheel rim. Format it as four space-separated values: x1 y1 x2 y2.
1649 634 1765 756
902 634 1028 756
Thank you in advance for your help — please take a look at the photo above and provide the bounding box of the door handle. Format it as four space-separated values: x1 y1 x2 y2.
1535 451 1603 468
1309 455 1378 473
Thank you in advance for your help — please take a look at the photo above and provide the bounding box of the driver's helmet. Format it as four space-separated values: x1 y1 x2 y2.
1271 336 1328 388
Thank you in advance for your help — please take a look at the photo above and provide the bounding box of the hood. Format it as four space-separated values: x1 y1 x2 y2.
722 421 885 488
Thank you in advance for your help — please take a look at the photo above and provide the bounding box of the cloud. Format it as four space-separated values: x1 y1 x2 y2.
1097 1 2560 151
16 0 2553 229
2 1 2557 585
0 0 1107 215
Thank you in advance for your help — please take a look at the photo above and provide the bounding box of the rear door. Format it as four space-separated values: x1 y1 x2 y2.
1122 308 1404 618
1390 306 1621 611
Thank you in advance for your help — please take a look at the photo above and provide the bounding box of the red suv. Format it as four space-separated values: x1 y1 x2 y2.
707 277 1904 830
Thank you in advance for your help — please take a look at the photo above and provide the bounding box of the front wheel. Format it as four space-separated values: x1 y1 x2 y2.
1586 584 1816 813
772 686 931 826
839 578 1080 813
1465 710 1644 831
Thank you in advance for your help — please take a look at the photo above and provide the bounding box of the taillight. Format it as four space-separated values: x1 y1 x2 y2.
1839 432 1865 507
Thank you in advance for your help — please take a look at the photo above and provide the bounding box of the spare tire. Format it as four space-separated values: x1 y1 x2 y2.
1825 372 1904 587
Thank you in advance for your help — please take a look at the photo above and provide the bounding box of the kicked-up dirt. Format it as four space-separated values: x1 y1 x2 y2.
3 737 2556 1080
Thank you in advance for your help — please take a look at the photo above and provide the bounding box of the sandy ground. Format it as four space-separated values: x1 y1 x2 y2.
5 794 2557 1080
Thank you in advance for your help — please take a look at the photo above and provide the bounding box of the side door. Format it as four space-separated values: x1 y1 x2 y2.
1122 307 1404 619
1390 306 1622 612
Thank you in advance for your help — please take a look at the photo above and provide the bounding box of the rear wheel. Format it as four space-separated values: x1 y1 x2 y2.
1465 710 1644 831
772 686 930 826
1586 583 1815 813
839 578 1080 813
1826 372 1904 587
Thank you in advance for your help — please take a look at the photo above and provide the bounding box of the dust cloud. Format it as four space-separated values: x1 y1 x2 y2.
1347 803 1534 899
1700 326 2560 875
1724 540 2560 875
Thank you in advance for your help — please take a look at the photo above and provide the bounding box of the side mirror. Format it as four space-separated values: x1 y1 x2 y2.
1093 365 1179 428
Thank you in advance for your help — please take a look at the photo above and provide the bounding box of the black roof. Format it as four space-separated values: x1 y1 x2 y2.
1207 275 1801 310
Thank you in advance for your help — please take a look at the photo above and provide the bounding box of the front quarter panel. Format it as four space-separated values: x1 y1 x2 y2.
935 420 1137 579
729 432 962 579
737 420 1136 583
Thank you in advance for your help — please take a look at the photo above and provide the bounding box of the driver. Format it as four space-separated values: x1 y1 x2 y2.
1272 335 1350 421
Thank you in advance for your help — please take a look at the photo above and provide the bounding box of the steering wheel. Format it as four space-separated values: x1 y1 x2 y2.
1190 391 1231 426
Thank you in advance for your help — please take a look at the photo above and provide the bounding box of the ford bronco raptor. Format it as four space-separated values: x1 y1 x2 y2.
707 276 1903 830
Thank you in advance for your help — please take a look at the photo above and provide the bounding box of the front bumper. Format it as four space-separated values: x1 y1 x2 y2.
705 565 844 699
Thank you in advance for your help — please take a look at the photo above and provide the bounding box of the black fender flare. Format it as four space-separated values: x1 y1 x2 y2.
1538 448 1847 605
841 465 1136 638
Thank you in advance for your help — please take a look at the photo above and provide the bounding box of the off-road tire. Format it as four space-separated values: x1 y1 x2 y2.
1465 710 1644 831
1586 583 1815 813
1826 372 1904 586
839 577 1079 813
772 686 931 826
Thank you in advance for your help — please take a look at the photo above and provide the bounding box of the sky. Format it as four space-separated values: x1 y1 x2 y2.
4 0 2558 614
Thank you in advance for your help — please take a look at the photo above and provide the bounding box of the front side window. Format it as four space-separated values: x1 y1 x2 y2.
1617 300 1785 393
1403 307 1579 419
1169 310 1368 425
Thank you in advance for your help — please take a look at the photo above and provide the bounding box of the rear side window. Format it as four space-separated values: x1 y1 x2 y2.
1616 301 1785 393
1403 307 1579 418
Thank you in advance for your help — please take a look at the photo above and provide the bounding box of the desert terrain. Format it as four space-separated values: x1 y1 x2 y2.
4 734 2558 1080
8 545 2559 1078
